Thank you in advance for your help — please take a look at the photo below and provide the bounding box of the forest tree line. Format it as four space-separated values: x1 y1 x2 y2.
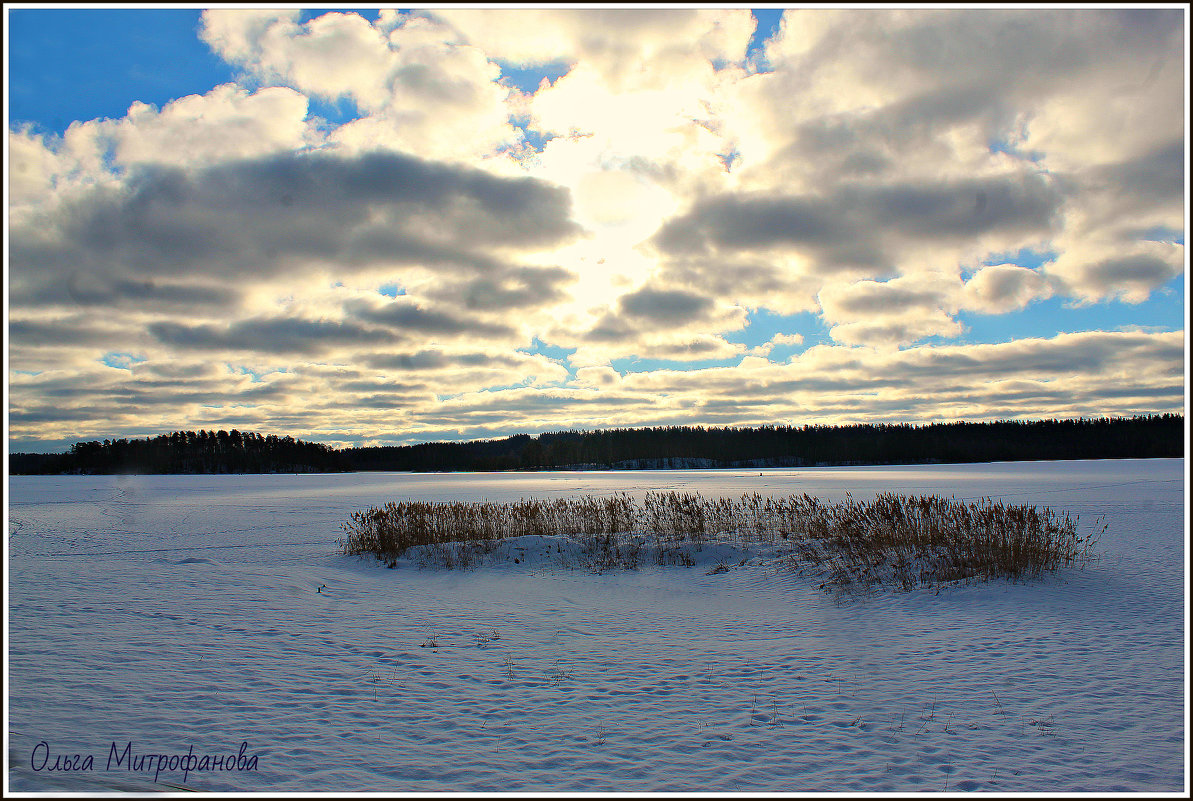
10 429 350 474
10 414 1183 474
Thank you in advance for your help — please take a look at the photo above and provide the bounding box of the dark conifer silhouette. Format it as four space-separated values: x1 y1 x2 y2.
11 430 350 474
9 415 1182 475
343 414 1182 471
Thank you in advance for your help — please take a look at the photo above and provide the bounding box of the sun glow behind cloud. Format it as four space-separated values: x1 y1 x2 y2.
5 6 1188 452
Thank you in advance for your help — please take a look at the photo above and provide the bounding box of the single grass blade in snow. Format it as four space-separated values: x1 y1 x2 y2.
339 491 1102 594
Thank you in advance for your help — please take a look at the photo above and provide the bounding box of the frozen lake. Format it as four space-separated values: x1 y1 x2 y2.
6 459 1187 792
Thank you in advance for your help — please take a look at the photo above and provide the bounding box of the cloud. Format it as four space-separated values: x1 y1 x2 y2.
429 9 755 83
10 149 583 313
620 330 1182 404
365 351 522 371
826 316 966 349
426 266 576 311
577 285 746 358
575 366 622 388
200 9 524 160
705 7 1183 307
618 287 715 323
9 317 141 349
6 9 1185 450
816 266 1059 345
751 333 805 356
652 173 1063 274
961 264 1054 314
1061 251 1185 305
114 84 315 168
738 9 1183 175
819 279 948 319
148 317 395 355
10 327 1181 449
8 127 66 206
345 297 517 340
815 272 966 347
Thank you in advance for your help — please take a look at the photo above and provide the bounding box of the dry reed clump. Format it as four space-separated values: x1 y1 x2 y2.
338 491 1103 592
788 492 1104 596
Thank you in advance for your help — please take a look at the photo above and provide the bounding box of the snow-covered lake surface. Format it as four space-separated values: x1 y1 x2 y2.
7 459 1187 793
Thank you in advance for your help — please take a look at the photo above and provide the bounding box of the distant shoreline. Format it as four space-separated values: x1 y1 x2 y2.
9 415 1183 475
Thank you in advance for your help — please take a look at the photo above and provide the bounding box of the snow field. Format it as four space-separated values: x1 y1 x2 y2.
6 459 1186 792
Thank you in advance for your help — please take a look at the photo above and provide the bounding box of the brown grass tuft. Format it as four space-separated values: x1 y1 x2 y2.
338 491 1103 593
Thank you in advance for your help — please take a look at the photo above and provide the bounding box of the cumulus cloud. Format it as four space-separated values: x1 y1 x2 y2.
425 266 576 312
200 9 524 160
652 173 1063 274
147 317 395 355
1040 140 1185 303
575 366 622 388
574 284 748 368
6 8 1185 449
732 9 1184 182
816 275 965 347
10 148 582 314
112 85 315 167
345 297 517 340
429 8 755 87
961 264 1054 314
618 330 1183 413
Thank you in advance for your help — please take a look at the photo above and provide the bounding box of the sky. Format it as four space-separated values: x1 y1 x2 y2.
4 5 1188 453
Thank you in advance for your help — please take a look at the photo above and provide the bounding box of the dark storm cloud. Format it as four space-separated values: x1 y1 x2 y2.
148 317 396 354
652 174 1063 272
9 149 584 309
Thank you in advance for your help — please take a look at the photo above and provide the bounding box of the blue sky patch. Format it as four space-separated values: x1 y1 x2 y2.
308 94 365 128
500 61 572 95
725 308 835 356
611 355 742 375
233 365 286 383
747 9 785 72
520 337 577 362
100 352 147 370
298 9 382 24
955 274 1185 344
8 9 237 136
979 247 1057 273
